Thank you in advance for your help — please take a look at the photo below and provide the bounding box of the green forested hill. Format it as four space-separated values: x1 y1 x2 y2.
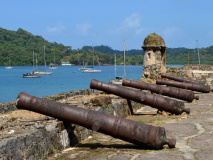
0 28 143 66
0 28 73 66
166 47 213 64
0 27 213 66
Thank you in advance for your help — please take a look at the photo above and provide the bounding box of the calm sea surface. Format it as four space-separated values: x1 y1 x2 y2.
0 64 183 103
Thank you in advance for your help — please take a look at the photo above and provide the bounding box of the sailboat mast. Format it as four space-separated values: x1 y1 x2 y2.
124 40 126 79
44 46 46 69
197 40 200 65
115 53 116 78
92 46 94 67
36 53 38 71
33 51 34 71
54 51 55 65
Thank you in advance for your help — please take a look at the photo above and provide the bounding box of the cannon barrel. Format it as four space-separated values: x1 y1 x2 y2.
90 79 190 115
16 92 176 149
161 73 204 84
122 79 199 102
156 79 212 93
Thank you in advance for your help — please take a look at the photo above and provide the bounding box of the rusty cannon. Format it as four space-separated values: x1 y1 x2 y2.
16 92 176 149
156 79 213 93
161 73 205 84
90 79 190 115
122 79 199 102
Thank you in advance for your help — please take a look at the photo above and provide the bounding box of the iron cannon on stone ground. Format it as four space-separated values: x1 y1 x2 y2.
122 79 199 102
16 92 176 150
161 73 205 84
156 79 213 93
90 79 190 115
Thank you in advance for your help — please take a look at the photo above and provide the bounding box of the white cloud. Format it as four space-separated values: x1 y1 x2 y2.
110 13 144 36
45 23 66 36
207 31 213 37
135 28 145 35
122 13 142 28
162 27 183 38
75 23 92 37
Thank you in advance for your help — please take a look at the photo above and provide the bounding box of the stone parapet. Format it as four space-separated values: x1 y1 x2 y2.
0 101 16 114
166 65 213 86
0 90 142 160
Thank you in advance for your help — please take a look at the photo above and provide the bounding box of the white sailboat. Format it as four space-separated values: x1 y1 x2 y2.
79 59 93 70
109 40 126 85
22 51 41 78
34 46 53 75
5 57 13 69
49 51 59 69
82 47 101 73
109 53 123 85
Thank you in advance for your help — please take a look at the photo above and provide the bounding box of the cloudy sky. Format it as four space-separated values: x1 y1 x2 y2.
1 0 213 50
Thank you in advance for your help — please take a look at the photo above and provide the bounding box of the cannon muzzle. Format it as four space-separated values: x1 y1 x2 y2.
16 92 176 149
122 79 199 102
90 79 190 115
156 79 211 93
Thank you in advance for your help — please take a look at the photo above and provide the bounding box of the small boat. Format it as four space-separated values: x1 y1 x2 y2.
49 65 59 69
5 66 13 69
49 52 59 69
34 46 53 75
48 63 59 69
82 47 101 73
22 51 42 78
33 69 53 75
5 57 13 69
22 73 41 78
109 54 123 85
109 76 124 85
79 66 94 70
79 59 92 70
109 40 126 85
82 68 101 73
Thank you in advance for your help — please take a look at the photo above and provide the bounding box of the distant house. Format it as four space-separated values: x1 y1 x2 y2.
61 61 74 66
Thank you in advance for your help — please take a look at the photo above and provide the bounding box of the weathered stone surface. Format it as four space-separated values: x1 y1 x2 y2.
0 120 64 160
167 64 213 86
90 96 111 106
0 101 16 114
142 64 161 80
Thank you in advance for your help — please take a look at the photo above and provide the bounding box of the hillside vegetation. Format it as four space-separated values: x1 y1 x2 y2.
0 27 213 66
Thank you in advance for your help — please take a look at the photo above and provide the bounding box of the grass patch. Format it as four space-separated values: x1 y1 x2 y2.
138 120 146 123
138 118 163 124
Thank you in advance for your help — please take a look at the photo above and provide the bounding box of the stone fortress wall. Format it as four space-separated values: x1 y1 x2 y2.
167 64 213 86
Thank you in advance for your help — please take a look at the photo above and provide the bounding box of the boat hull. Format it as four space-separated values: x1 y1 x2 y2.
34 71 53 75
5 66 13 69
49 66 59 69
22 74 41 78
82 69 101 73
109 80 123 85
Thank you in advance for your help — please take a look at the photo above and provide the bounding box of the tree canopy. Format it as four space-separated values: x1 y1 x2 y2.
0 27 213 66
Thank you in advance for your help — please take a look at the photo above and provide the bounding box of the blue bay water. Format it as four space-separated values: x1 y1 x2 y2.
0 65 143 103
0 64 183 103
